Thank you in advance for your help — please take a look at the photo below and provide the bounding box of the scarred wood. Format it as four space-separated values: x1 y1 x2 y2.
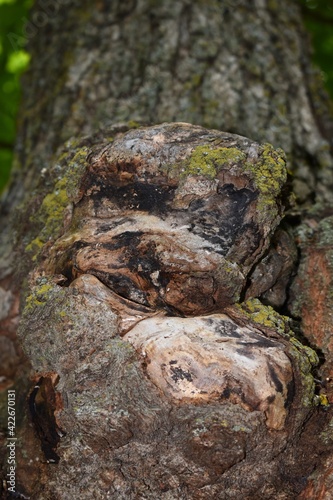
45 123 288 314
12 123 321 499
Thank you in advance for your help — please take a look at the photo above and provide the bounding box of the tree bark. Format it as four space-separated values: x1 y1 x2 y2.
1 1 333 498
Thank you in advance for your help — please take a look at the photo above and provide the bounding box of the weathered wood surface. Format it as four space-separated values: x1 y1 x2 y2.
7 123 323 499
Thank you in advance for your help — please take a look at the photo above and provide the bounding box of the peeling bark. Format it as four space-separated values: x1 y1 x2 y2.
1 123 322 499
290 213 333 396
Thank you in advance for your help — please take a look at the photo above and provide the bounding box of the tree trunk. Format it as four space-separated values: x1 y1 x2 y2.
1 1 333 498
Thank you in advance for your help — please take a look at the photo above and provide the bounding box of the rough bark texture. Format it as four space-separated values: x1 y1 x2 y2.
3 0 333 211
7 123 322 498
1 0 333 499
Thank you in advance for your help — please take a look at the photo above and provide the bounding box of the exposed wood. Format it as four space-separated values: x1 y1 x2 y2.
10 123 321 499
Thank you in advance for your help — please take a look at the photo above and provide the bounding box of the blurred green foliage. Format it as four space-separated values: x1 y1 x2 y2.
0 0 33 192
0 0 333 193
299 0 333 97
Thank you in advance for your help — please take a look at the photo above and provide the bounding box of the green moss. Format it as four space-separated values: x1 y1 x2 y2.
183 146 246 179
61 147 89 200
38 177 69 237
314 393 330 408
25 237 45 261
238 298 292 337
243 143 287 218
170 143 286 222
24 146 88 261
24 282 56 313
288 337 318 407
289 336 319 368
259 144 286 190
239 298 318 408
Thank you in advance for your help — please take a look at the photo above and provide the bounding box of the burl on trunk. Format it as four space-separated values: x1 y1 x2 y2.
18 123 318 498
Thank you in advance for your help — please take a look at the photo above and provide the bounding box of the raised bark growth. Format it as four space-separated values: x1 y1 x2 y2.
13 123 321 498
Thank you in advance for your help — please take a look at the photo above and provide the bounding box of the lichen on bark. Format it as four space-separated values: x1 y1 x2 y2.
13 123 322 499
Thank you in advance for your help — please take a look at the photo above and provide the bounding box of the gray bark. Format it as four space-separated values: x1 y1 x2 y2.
4 0 333 210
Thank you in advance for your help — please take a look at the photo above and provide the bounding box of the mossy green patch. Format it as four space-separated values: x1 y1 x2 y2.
243 143 287 220
59 147 89 201
169 143 286 225
239 298 318 408
24 282 57 314
288 337 318 407
38 177 70 237
238 298 292 337
314 393 330 408
24 146 89 261
184 146 246 179
256 144 286 194
25 237 45 261
24 176 70 259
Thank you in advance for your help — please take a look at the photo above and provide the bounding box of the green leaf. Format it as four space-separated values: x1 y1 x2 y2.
299 0 333 97
6 49 30 73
